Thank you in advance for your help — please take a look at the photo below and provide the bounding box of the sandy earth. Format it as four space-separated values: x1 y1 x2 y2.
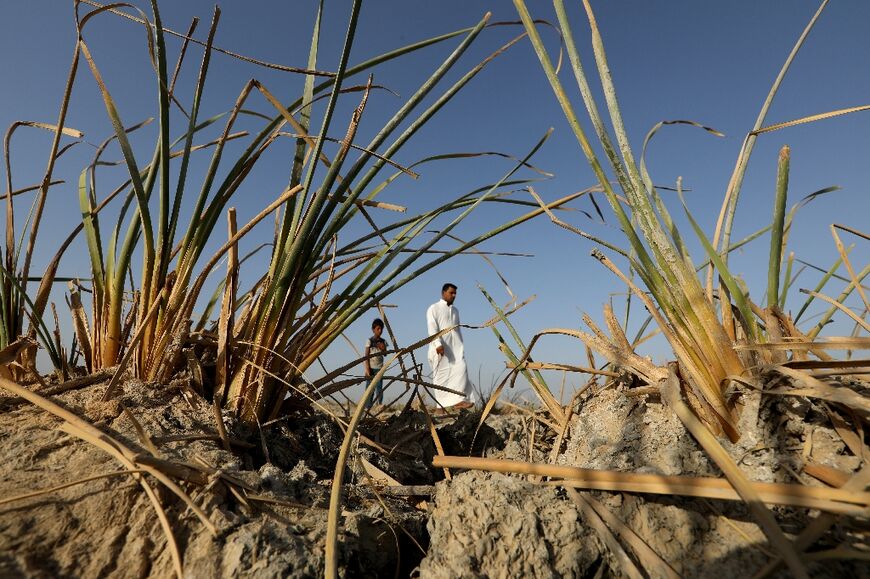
419 387 866 578
0 375 866 577
0 378 430 577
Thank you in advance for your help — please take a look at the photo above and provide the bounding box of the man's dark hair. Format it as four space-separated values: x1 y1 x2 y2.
442 283 457 293
371 318 384 330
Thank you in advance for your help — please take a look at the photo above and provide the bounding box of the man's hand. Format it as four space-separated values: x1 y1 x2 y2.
436 345 444 356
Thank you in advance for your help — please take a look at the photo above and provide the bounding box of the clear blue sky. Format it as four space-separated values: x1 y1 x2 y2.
1 1 868 402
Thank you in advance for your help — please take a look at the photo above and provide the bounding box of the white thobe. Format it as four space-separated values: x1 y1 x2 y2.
426 299 475 406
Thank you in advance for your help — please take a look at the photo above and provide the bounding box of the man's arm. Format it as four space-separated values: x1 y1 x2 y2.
426 305 444 355
453 306 463 341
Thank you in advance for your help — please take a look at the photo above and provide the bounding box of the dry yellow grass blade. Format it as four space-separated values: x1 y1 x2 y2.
358 456 402 487
0 336 37 367
327 194 406 213
153 433 254 449
506 360 618 377
784 358 870 370
0 469 145 507
565 488 644 579
798 289 870 333
807 372 870 379
0 368 116 410
803 462 850 488
830 224 870 314
5 120 83 139
0 337 38 383
826 406 866 461
430 456 869 515
0 179 64 200
552 482 863 516
751 103 870 135
737 337 870 351
122 405 160 457
770 365 870 415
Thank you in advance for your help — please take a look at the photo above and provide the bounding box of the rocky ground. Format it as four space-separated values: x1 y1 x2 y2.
420 386 867 578
0 374 866 577
0 376 434 578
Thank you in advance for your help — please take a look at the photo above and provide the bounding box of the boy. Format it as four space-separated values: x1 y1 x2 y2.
363 318 387 409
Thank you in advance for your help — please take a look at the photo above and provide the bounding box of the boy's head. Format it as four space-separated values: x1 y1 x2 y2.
372 318 384 336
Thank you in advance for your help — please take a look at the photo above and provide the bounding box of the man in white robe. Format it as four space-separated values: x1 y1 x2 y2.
426 283 476 410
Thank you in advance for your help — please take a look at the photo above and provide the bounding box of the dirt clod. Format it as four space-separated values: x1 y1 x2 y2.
419 471 601 578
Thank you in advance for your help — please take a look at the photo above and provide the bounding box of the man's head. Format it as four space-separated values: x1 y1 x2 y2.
372 318 384 337
441 283 457 305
